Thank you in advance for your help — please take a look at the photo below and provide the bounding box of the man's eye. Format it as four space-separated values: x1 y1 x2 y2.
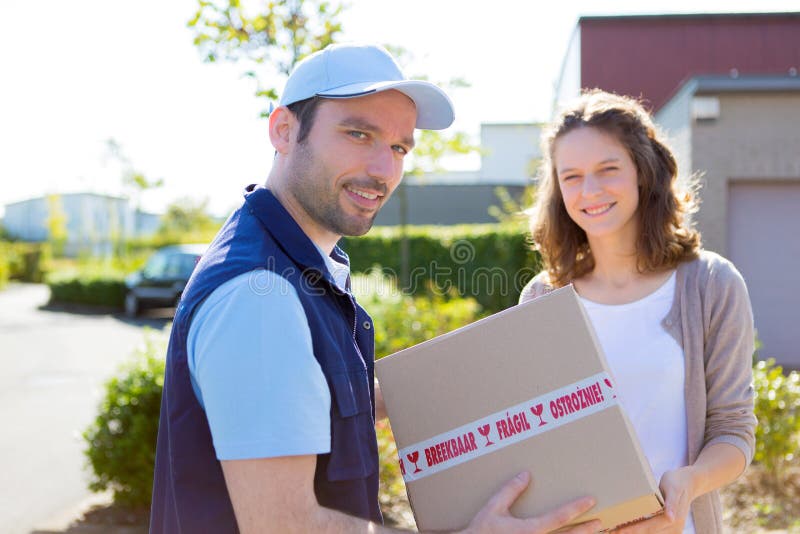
392 145 408 155
349 131 368 140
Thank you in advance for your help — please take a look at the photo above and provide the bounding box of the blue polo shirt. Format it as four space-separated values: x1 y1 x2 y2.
187 250 352 460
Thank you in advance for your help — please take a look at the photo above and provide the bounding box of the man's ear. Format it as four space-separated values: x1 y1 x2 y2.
269 106 295 154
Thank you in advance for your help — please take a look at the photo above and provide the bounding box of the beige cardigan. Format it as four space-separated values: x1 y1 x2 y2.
519 250 757 534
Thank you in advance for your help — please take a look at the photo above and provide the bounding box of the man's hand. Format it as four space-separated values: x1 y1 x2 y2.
613 466 696 534
222 459 598 534
464 471 601 534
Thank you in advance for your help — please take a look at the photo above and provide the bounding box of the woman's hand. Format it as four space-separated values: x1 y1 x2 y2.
613 466 697 533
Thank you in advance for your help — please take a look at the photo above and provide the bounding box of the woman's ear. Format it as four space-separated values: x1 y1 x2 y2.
269 106 295 154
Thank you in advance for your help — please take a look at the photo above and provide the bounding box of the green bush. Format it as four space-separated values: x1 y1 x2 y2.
377 420 416 529
352 271 485 359
342 223 541 314
46 269 127 308
0 242 10 288
753 358 800 475
84 332 166 508
2 242 52 282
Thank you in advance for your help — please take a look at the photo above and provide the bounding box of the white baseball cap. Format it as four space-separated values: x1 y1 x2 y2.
278 43 455 130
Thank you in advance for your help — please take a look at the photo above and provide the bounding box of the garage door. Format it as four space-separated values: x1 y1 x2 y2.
728 181 800 369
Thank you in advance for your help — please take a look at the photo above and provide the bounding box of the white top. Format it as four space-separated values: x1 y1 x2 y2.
187 247 351 461
580 271 695 533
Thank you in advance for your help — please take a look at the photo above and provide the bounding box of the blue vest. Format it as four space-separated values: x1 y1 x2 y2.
150 185 381 532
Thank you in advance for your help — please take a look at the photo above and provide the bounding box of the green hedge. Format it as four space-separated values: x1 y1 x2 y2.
342 224 541 314
40 223 539 312
46 270 127 308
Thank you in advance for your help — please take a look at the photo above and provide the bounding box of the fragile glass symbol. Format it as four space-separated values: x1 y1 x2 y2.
530 403 546 426
478 424 494 446
406 451 422 473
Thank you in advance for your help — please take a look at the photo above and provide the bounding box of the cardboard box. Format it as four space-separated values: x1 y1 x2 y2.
375 285 663 532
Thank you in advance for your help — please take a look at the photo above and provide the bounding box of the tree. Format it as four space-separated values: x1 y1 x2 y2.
157 198 220 240
0 222 11 242
46 194 68 257
188 0 345 115
103 138 165 253
487 184 537 229
105 138 164 212
188 1 482 287
187 1 478 170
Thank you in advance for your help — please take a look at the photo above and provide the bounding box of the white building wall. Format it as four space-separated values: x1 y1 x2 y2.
554 26 582 114
61 194 135 255
4 198 49 241
655 81 695 195
2 193 154 256
479 123 542 184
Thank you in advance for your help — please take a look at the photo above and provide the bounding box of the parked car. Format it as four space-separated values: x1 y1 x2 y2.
124 244 207 317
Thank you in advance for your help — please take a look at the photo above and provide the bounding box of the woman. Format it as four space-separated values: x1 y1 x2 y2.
520 90 756 533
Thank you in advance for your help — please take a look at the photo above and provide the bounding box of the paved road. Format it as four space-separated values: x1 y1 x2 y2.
0 284 170 534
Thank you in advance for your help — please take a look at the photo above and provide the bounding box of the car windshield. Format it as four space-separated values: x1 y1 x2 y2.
167 253 201 279
142 252 169 279
141 248 203 280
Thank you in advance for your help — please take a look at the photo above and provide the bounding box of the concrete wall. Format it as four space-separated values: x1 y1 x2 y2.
691 92 800 254
374 184 527 226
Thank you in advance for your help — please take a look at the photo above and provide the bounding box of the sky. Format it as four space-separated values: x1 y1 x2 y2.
1 0 797 218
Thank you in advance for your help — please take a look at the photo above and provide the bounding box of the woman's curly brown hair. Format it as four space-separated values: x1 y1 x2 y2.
529 89 701 287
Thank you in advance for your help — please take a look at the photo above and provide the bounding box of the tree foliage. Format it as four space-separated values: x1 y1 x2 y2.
0 223 11 241
488 185 537 226
187 1 479 166
157 197 220 239
46 194 68 257
187 1 483 281
405 129 478 177
188 0 345 104
105 138 164 198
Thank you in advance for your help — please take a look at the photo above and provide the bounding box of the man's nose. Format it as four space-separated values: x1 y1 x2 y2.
366 145 397 183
